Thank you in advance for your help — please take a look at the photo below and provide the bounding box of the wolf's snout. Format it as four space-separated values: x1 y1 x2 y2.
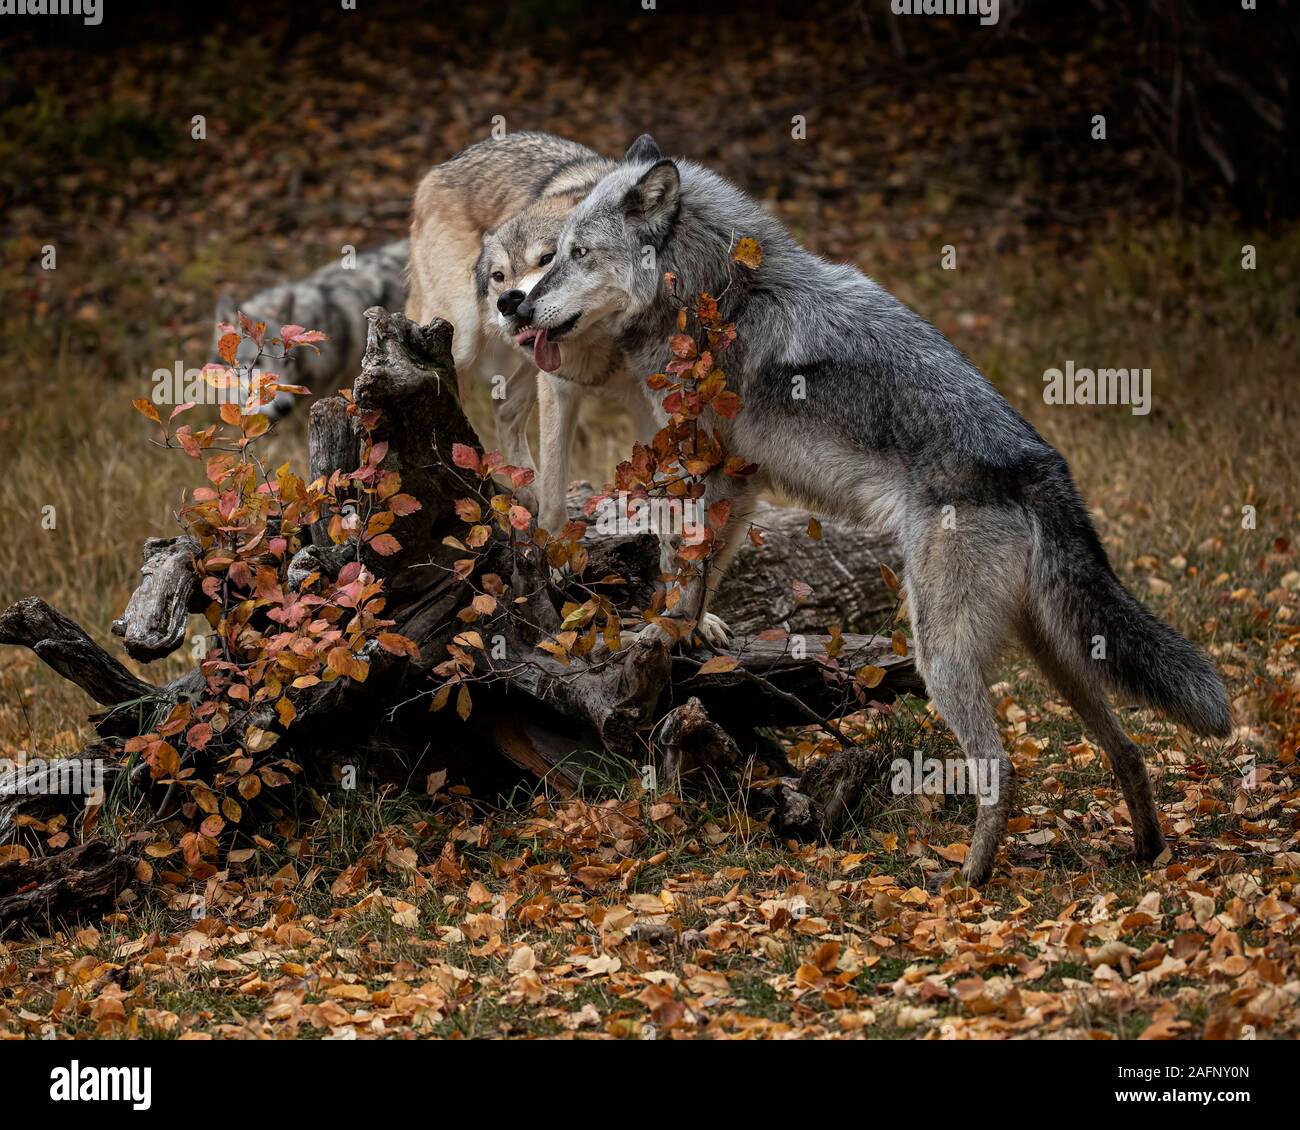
514 294 535 325
496 289 526 317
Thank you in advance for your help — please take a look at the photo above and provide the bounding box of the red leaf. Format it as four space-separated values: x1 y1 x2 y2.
386 493 422 516
669 334 697 360
452 443 481 472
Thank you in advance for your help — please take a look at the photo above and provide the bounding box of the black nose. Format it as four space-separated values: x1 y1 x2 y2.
497 289 526 317
514 295 535 325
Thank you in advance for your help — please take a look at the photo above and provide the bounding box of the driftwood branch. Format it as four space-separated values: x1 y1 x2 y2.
656 697 744 781
0 598 155 708
110 536 204 661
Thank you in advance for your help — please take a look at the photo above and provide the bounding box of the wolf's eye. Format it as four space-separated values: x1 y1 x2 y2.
538 252 554 266
491 271 505 283
571 246 589 261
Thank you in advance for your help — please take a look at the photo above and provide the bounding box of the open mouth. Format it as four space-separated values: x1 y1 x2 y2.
514 313 580 374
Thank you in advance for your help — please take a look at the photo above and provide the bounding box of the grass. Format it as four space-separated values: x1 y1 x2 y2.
0 43 1295 1035
4 227 1294 964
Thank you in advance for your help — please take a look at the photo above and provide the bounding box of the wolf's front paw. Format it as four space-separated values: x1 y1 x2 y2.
696 612 733 648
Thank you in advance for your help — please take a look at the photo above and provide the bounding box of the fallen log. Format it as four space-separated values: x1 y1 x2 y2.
0 840 132 936
2 306 913 930
708 502 897 636
0 751 119 845
671 633 918 731
561 486 899 639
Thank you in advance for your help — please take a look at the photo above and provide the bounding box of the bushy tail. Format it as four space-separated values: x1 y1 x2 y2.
1026 460 1231 738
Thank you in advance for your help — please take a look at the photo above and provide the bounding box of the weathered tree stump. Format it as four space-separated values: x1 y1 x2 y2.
0 307 916 930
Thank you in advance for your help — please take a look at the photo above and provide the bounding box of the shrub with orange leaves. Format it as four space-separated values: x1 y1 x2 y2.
128 312 419 876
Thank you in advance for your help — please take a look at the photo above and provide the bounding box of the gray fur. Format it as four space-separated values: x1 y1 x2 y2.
523 155 1232 883
211 239 408 419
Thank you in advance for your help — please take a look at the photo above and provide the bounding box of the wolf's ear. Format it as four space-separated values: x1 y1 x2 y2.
622 158 680 241
623 133 661 164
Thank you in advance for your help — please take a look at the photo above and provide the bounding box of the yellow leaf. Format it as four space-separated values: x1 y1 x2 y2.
932 842 968 863
276 697 296 727
857 665 886 689
561 603 594 630
242 413 270 438
245 725 279 753
733 237 763 270
696 655 739 676
132 398 161 424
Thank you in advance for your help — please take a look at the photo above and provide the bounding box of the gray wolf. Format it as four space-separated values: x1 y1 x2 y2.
510 152 1232 884
211 240 408 419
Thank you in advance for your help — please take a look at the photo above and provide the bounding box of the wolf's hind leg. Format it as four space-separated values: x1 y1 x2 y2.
905 518 1026 884
918 644 1015 885
1022 626 1165 862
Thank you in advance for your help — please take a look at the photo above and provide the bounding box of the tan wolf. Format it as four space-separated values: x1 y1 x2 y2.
406 131 658 527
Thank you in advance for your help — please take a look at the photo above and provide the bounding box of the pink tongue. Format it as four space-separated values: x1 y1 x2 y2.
532 328 561 373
